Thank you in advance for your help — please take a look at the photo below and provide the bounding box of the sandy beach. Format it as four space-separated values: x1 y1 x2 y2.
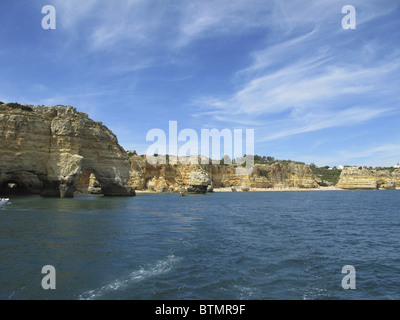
134 186 345 193
212 186 344 192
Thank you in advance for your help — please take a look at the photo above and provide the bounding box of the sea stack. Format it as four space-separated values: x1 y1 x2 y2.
187 168 211 194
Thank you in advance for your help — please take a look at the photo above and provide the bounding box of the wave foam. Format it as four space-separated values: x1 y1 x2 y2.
78 254 181 300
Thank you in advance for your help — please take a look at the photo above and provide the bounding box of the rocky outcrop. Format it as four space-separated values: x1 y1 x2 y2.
129 156 400 192
393 170 400 189
187 168 211 194
128 155 319 191
375 170 397 190
336 167 398 190
0 103 135 197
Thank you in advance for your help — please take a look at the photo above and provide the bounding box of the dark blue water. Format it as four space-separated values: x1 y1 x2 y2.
1 190 399 300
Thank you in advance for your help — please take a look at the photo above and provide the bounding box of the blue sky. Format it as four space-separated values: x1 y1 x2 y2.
1 0 400 167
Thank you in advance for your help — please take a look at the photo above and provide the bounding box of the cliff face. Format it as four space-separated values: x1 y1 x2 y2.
128 155 319 191
393 170 400 189
0 104 135 197
336 167 399 190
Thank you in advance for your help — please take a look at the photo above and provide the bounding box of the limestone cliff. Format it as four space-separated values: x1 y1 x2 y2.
393 170 400 189
0 103 135 197
128 155 319 191
336 167 398 190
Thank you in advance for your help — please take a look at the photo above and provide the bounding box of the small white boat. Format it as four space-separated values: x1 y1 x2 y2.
0 198 10 206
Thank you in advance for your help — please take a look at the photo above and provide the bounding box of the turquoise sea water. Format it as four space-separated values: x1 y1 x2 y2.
1 190 400 300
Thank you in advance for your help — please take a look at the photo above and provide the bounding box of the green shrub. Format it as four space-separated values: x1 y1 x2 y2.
258 169 269 179
376 167 396 173
127 151 137 158
5 102 33 112
310 166 342 186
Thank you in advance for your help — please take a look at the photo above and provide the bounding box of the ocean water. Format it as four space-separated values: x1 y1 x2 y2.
1 190 399 300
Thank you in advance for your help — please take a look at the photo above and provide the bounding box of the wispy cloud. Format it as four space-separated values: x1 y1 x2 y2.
261 106 392 142
342 144 400 159
298 143 400 167
55 1 159 45
194 51 400 134
333 144 400 167
190 1 400 141
174 0 273 47
50 0 272 52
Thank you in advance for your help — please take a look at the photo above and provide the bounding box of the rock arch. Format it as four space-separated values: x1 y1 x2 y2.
0 104 135 198
75 169 102 194
0 171 42 195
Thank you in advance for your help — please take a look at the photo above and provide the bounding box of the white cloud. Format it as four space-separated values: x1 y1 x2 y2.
45 0 400 54
189 1 400 141
56 0 159 48
174 0 272 47
261 106 391 142
195 53 399 118
333 144 400 167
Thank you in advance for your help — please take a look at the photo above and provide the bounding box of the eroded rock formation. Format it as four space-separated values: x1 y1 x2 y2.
128 155 319 191
187 168 211 194
336 166 399 190
0 104 135 197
